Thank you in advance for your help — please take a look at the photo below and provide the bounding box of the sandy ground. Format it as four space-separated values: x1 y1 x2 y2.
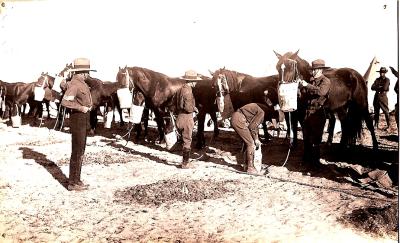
0 113 398 243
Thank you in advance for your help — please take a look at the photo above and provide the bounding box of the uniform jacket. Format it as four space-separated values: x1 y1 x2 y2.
304 74 331 110
238 103 265 139
371 76 390 95
61 74 92 112
176 83 196 114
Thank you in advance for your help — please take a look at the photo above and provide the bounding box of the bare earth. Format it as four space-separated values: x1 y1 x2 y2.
0 114 398 243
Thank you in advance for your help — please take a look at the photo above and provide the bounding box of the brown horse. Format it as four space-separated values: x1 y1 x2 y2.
210 68 282 141
274 50 378 150
116 66 219 147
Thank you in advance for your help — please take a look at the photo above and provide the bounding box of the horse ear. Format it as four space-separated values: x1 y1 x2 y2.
293 49 300 57
208 69 214 76
273 50 282 59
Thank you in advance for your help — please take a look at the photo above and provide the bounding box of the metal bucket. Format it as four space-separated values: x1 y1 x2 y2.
11 115 21 128
52 76 63 93
165 130 177 150
129 104 144 124
117 88 132 109
254 147 262 172
278 82 299 112
104 111 114 128
34 87 45 101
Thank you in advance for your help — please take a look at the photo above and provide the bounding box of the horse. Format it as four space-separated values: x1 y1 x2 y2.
210 67 282 142
273 50 378 151
116 66 220 148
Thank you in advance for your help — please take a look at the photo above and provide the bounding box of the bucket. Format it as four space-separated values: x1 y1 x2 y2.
278 82 299 112
104 111 114 128
11 115 21 128
128 104 144 124
34 87 45 101
165 130 178 150
52 76 63 93
117 88 132 109
254 147 262 172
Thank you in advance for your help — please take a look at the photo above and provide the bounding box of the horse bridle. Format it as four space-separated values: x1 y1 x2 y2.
216 74 229 97
280 59 300 83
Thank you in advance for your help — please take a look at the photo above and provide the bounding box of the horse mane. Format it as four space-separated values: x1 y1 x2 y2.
216 68 251 92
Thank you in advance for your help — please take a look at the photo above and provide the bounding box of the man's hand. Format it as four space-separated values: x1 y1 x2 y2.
254 139 261 150
80 106 91 113
300 80 308 87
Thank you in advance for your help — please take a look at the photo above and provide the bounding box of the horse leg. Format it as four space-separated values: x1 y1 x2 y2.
363 108 378 150
154 110 165 143
89 109 97 135
143 108 149 140
209 111 219 138
195 110 206 149
326 112 336 146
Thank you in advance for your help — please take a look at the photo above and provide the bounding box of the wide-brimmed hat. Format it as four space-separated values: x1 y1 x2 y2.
180 70 202 81
376 67 388 73
69 58 97 72
310 59 330 70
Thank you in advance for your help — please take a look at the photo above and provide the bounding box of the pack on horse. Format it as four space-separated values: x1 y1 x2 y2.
1 73 54 127
210 68 282 142
274 50 378 151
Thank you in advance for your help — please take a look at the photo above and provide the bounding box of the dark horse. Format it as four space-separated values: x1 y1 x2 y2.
274 50 378 150
116 66 219 148
0 73 54 126
210 68 282 141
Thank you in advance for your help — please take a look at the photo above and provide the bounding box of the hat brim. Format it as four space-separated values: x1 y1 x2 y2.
69 68 97 72
376 70 388 73
180 76 202 81
310 66 330 70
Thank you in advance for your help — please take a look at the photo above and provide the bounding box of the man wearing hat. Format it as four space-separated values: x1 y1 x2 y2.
371 67 391 130
299 59 331 169
61 58 95 191
176 70 201 169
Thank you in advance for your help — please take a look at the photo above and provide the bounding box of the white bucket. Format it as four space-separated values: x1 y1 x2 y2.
11 115 21 128
278 82 299 112
117 88 132 109
52 76 63 93
165 130 177 150
34 87 45 102
129 104 144 124
254 147 262 172
104 111 114 128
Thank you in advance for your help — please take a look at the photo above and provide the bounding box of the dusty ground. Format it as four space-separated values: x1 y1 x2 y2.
0 113 398 242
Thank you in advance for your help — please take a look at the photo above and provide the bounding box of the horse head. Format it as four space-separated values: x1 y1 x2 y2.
211 67 239 113
274 50 312 82
37 72 55 90
59 63 73 80
116 66 135 91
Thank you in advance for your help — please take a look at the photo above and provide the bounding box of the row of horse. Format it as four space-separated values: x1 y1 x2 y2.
0 50 379 153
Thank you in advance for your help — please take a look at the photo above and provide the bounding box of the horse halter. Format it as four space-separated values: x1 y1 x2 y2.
39 74 49 88
216 74 229 97
124 68 134 93
280 59 299 83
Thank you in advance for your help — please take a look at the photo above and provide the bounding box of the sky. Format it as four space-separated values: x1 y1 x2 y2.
0 0 398 108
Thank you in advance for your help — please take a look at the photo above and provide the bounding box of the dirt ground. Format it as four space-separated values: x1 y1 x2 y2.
0 113 398 242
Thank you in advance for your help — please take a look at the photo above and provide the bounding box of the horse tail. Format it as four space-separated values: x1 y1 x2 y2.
346 69 370 143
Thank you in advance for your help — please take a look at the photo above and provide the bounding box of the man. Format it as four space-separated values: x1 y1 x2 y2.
371 67 391 130
299 59 331 169
231 102 264 175
176 70 200 169
61 58 95 191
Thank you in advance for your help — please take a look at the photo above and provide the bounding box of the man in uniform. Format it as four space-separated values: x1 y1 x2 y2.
61 58 95 191
299 59 331 169
176 70 200 169
371 67 391 130
231 103 264 175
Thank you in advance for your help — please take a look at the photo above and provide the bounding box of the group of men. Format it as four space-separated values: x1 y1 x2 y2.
62 57 398 191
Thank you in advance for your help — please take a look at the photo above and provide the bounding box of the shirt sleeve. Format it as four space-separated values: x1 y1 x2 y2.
61 85 82 110
307 78 331 96
382 78 390 91
248 105 264 131
182 86 196 113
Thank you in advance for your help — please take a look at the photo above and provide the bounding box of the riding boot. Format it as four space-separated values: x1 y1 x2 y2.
181 148 194 169
246 147 259 175
384 113 391 130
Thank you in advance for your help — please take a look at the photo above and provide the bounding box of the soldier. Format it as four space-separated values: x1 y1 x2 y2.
231 103 264 175
176 70 200 169
61 58 95 191
299 59 331 169
371 67 391 130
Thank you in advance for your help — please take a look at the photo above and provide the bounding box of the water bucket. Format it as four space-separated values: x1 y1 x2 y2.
117 88 132 109
129 104 144 124
104 111 114 128
11 115 21 128
34 87 45 101
52 76 63 93
165 130 178 150
278 82 299 112
254 147 262 172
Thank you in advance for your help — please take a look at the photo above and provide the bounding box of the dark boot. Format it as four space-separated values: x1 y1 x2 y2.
246 147 260 175
181 148 194 169
384 113 391 130
311 144 322 169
